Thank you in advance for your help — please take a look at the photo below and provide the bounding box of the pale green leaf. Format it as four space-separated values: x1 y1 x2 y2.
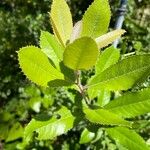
6 122 23 142
18 46 64 86
83 107 131 127
104 88 150 118
95 46 120 73
63 37 99 70
40 31 64 69
24 107 75 140
106 127 150 150
81 0 111 38
95 29 126 49
79 128 95 144
70 21 82 43
88 55 150 91
50 0 73 46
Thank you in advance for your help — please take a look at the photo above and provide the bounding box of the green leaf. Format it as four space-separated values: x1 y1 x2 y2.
95 46 120 73
83 107 131 127
50 0 73 46
81 0 111 38
106 127 150 150
70 21 82 43
40 31 64 69
63 37 99 70
104 88 150 118
79 128 95 144
18 46 64 86
88 55 150 91
95 29 126 49
24 107 75 141
88 46 119 104
6 122 23 142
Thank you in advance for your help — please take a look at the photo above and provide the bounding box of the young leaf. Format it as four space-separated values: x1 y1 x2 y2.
40 31 64 68
95 29 126 49
63 37 99 70
18 46 64 86
81 0 111 38
106 127 150 150
95 46 120 73
24 107 75 141
88 55 150 91
104 88 150 118
70 21 82 43
50 0 73 46
79 128 95 144
83 107 132 127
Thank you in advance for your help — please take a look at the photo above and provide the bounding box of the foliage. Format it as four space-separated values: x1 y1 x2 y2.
16 0 150 149
0 0 150 149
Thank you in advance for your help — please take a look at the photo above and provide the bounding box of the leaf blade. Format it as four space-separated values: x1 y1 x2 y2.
50 0 73 46
95 29 126 49
63 37 99 70
18 46 64 86
83 108 131 127
81 0 111 38
105 88 150 118
40 31 64 69
24 107 75 141
88 55 150 91
106 127 150 150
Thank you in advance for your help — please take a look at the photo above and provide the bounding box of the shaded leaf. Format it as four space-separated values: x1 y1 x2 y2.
88 55 150 91
63 37 99 70
24 107 75 141
83 107 131 127
81 0 111 38
79 128 95 144
50 0 73 46
95 46 120 73
6 122 23 142
106 127 150 150
105 88 150 118
40 31 64 69
18 46 64 86
95 29 126 49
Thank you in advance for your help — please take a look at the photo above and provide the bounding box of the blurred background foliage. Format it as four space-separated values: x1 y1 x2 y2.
0 0 150 149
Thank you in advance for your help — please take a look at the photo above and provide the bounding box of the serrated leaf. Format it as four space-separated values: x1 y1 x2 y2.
63 37 99 70
95 46 120 73
6 122 23 142
95 29 126 49
40 31 64 69
81 0 111 38
88 46 119 103
70 21 82 43
79 128 95 144
50 0 73 46
88 55 150 91
104 88 150 118
18 46 64 86
83 108 131 127
106 127 150 150
24 107 75 141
